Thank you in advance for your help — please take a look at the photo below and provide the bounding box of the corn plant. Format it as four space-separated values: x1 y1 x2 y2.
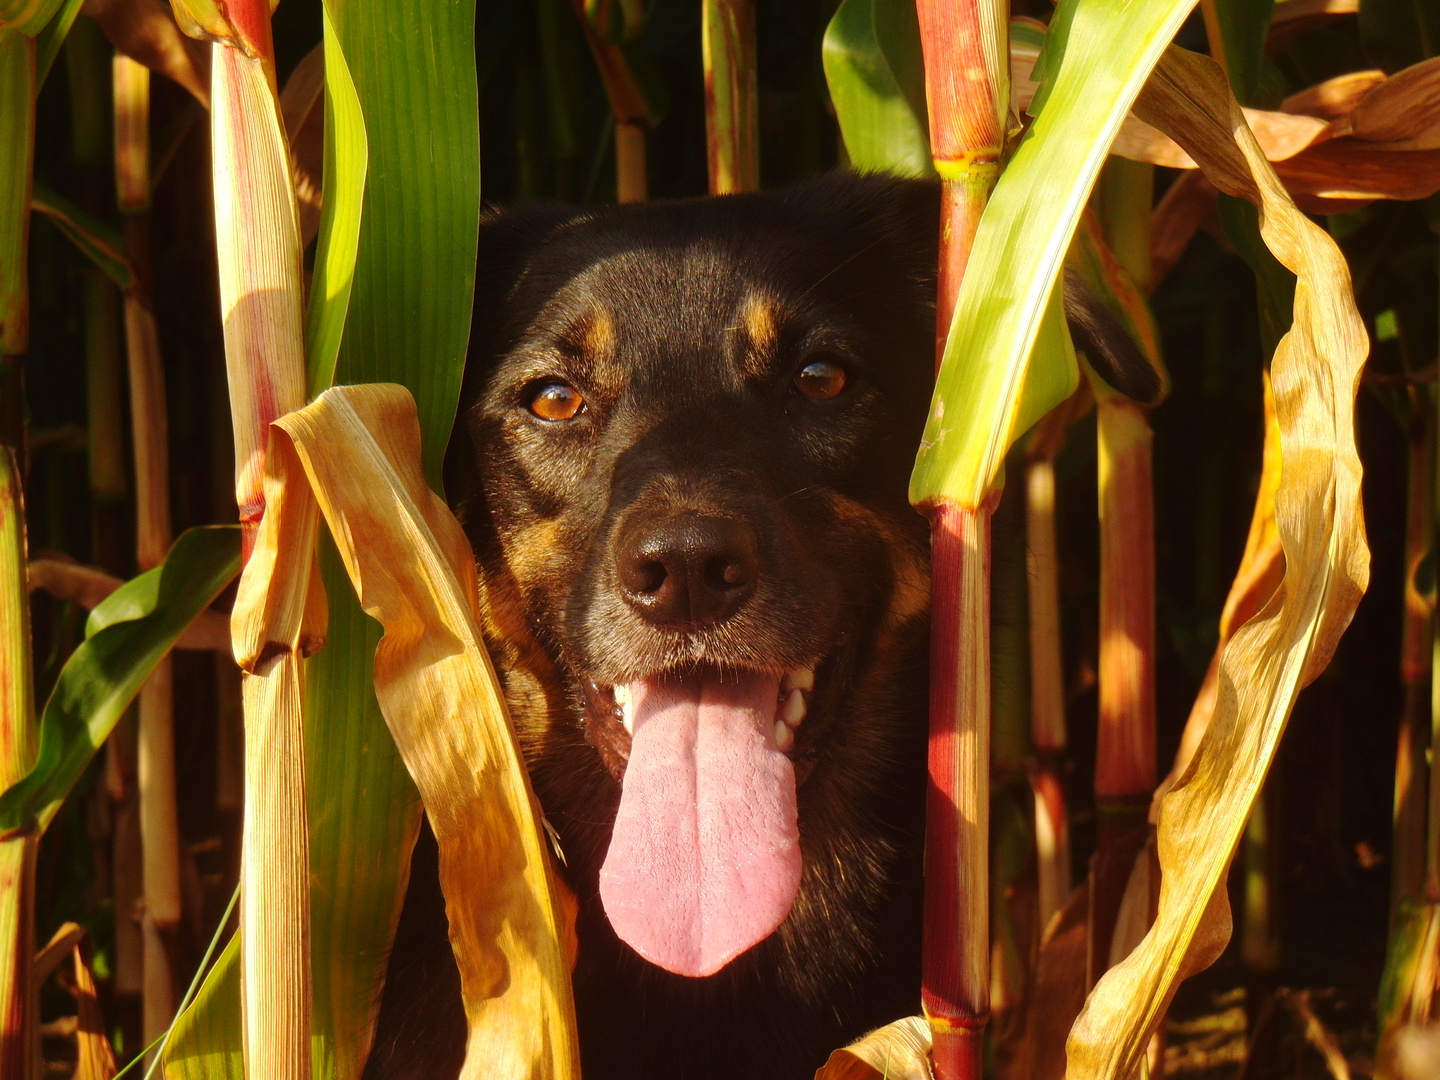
9 1 1440 1080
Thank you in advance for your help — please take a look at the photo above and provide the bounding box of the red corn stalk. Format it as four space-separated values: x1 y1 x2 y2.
702 0 758 195
914 4 1009 1077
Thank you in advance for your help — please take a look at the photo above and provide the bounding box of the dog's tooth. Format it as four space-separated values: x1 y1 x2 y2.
782 687 807 726
774 720 795 753
621 699 635 735
782 667 815 692
614 684 631 705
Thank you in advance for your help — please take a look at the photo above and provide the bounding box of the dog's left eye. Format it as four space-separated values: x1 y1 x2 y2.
793 357 847 400
527 381 586 421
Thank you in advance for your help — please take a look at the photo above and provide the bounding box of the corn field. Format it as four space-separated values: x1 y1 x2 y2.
2 0 1440 1077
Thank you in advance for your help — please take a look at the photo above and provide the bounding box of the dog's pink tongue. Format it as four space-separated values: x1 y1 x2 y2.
599 669 801 978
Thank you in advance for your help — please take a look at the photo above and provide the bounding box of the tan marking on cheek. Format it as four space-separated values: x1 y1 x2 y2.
504 518 567 593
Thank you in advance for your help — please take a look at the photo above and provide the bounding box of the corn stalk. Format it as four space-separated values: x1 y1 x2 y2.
165 0 316 1074
113 47 183 1055
912 2 1009 1076
1074 173 1166 986
571 0 660 202
0 448 36 1080
702 0 758 194
0 14 45 1078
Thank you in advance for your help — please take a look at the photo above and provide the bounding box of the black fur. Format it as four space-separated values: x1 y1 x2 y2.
366 173 1151 1080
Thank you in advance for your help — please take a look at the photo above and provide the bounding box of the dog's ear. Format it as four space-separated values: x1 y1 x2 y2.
1062 269 1162 406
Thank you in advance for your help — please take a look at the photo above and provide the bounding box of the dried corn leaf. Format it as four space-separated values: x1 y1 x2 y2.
1065 45 1368 1080
1280 69 1385 120
244 383 578 1080
85 0 209 108
815 1015 934 1080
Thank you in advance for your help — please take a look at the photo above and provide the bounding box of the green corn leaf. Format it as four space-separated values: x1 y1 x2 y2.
32 0 82 85
165 936 243 1080
822 0 933 178
31 182 136 292
305 4 367 397
0 0 63 37
909 0 1196 510
166 0 479 1075
0 525 240 836
0 30 33 356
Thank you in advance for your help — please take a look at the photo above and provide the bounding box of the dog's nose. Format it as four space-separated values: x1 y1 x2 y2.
616 515 759 627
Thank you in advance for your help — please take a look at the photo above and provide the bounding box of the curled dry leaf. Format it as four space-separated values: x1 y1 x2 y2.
1281 69 1386 120
814 1015 934 1080
1064 45 1369 1080
84 0 209 107
244 383 579 1080
1017 21 1440 211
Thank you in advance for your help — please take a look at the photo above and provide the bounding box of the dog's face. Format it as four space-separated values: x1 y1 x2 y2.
453 175 937 985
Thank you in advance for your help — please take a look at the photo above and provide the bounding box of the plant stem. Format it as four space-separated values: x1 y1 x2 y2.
205 4 313 1076
115 52 181 1059
702 0 759 195
922 499 993 1080
913 3 1008 1074
0 445 36 1080
0 31 36 1080
615 120 647 203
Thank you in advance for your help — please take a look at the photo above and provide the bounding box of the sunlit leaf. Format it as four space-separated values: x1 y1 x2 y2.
909 0 1196 509
251 384 579 1080
304 10 365 395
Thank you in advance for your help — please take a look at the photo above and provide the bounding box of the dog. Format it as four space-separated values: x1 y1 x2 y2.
364 172 1154 1080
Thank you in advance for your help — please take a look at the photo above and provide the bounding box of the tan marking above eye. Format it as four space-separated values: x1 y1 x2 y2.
528 382 585 421
794 358 847 400
742 296 780 355
581 308 615 358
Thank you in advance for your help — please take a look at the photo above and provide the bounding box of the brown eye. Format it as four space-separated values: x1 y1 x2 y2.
528 381 585 421
793 358 847 400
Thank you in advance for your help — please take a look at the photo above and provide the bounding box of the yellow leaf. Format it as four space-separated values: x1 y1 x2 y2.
1064 46 1369 1080
248 383 579 1080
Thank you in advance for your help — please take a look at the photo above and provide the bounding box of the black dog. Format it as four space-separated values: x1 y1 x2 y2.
365 172 1153 1080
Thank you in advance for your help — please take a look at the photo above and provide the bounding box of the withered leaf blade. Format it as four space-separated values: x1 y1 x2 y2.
260 383 579 1080
1064 45 1369 1080
85 0 209 108
814 1015 934 1080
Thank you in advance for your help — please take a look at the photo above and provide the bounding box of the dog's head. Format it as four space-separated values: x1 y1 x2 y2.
450 172 1153 984
451 173 937 979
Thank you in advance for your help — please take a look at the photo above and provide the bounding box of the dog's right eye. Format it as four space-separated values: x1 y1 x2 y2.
526 381 586 422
